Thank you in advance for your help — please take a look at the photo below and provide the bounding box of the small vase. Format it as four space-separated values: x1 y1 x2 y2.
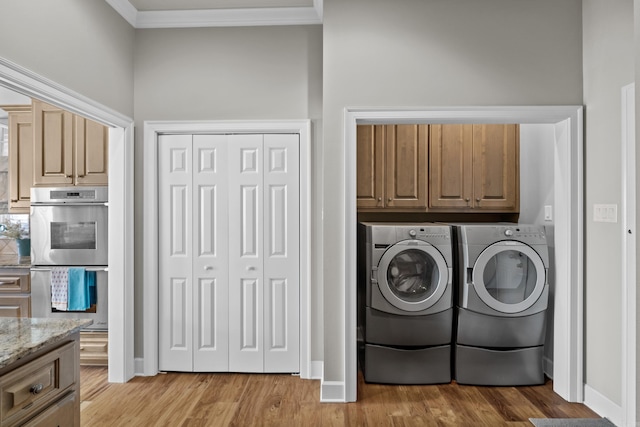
16 238 30 257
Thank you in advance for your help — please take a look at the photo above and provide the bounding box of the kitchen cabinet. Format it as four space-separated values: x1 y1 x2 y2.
33 99 108 187
0 269 30 318
79 331 108 366
1 105 33 213
356 124 428 210
429 124 519 212
0 336 79 427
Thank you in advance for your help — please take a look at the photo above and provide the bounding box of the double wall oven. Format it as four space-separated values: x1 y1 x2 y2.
30 187 108 331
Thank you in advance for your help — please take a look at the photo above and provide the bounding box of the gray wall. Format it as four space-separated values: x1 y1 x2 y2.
0 0 135 117
322 0 583 381
583 0 635 406
132 25 324 359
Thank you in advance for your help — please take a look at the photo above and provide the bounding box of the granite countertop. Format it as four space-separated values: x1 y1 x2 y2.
0 318 92 369
0 255 31 268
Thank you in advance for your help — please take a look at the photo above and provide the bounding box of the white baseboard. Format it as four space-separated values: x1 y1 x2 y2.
134 357 145 376
310 360 323 380
584 384 622 426
320 380 346 402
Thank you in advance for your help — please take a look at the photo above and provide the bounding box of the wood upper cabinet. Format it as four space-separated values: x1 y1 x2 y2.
33 99 108 187
429 124 519 212
357 124 428 210
1 105 33 213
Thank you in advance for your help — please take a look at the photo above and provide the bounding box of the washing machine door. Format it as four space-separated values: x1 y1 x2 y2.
471 241 546 314
376 240 449 312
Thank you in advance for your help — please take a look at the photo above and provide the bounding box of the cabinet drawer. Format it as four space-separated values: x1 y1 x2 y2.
80 331 108 366
0 341 76 426
0 296 30 318
0 270 30 293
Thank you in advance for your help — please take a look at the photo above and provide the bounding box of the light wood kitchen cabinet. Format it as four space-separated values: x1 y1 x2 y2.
429 124 519 212
356 124 428 210
0 269 30 318
33 99 108 187
0 340 78 427
79 331 108 366
1 105 33 213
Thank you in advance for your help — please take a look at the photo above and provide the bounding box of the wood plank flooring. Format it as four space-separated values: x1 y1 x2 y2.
80 367 599 426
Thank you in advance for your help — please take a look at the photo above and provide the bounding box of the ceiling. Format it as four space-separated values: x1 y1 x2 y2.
105 0 323 28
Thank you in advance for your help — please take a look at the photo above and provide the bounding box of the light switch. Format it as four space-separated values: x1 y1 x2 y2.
544 205 553 221
593 204 618 223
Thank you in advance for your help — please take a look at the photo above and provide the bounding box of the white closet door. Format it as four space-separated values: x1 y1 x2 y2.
159 134 194 371
192 135 229 371
229 135 265 372
263 134 300 372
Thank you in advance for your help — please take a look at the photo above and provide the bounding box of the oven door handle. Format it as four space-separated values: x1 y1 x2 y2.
30 267 109 272
30 202 109 207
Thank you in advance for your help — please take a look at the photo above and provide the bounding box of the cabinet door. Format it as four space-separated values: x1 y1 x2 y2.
33 100 73 186
75 117 108 186
429 124 473 209
7 108 33 212
385 125 428 209
356 125 384 209
472 124 519 211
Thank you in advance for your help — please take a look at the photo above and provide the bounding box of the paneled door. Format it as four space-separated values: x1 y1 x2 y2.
159 134 299 373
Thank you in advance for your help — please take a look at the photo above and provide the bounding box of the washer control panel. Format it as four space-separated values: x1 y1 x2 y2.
398 226 451 242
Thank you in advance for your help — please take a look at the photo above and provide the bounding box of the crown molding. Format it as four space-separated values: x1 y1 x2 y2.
105 0 322 28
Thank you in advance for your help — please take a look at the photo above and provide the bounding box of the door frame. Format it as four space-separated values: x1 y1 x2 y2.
621 83 636 426
341 106 584 402
142 120 312 378
0 56 135 383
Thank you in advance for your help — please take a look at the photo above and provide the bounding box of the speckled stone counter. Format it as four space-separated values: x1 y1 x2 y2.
0 318 92 369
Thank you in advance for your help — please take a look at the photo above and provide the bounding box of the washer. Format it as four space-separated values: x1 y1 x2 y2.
357 222 453 384
454 223 549 386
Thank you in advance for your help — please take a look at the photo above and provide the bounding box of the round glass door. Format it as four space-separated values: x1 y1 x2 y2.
472 242 546 314
376 240 449 312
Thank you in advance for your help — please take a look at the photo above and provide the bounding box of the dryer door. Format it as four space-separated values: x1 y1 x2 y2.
472 241 546 314
376 240 449 312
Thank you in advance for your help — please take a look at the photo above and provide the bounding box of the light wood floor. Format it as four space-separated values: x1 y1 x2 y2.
80 367 599 426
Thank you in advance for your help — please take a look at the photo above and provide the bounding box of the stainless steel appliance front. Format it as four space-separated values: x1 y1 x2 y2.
30 187 108 266
30 186 109 331
31 267 108 331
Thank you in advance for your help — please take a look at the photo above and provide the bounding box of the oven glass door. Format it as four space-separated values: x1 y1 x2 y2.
31 204 108 265
30 268 108 331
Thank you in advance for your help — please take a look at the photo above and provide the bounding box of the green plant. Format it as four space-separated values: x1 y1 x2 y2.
0 218 26 239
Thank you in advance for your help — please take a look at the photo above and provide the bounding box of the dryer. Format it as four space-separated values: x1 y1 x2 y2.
358 222 453 384
454 224 549 386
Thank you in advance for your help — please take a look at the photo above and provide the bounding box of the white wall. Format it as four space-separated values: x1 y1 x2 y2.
519 124 556 374
322 0 583 384
133 25 324 359
583 0 635 408
0 0 135 117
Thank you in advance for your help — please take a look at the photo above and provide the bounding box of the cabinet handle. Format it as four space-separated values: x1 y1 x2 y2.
77 174 85 177
204 266 213 271
387 198 392 202
476 198 481 202
246 266 256 271
30 383 44 395
377 197 382 201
